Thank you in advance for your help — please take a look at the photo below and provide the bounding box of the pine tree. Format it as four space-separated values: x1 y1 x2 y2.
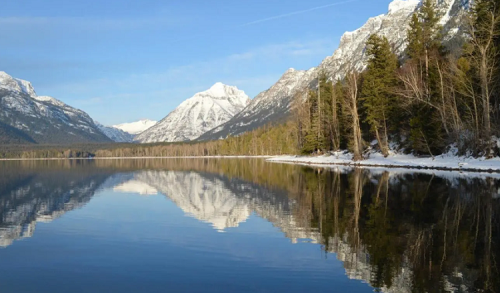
302 90 321 154
362 34 398 157
407 14 424 60
318 71 335 151
401 0 446 155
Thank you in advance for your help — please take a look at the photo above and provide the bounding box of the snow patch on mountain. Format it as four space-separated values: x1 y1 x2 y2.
388 0 420 14
113 119 157 135
136 83 250 143
0 71 36 97
95 122 134 142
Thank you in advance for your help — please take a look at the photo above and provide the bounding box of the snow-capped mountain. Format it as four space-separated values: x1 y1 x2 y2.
197 68 315 140
198 0 465 141
0 71 111 144
113 119 157 135
95 122 134 143
136 83 250 143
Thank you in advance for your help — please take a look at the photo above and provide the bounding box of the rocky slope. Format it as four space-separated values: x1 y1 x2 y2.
198 0 465 141
136 83 250 143
113 119 157 135
0 71 111 144
95 122 134 143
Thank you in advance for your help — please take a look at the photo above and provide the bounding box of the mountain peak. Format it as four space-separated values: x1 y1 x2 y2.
203 82 242 98
388 0 420 14
210 82 226 89
136 83 250 143
0 71 36 97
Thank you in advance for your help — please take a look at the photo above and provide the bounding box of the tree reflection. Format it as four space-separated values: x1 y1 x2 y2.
297 168 500 292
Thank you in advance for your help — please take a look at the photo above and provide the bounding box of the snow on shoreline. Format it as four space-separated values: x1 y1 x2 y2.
267 151 500 173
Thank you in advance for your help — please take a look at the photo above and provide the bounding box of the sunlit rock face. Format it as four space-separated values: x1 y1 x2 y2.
136 83 250 143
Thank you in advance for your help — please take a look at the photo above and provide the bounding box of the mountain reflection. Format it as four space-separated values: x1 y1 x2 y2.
0 160 114 247
0 159 498 292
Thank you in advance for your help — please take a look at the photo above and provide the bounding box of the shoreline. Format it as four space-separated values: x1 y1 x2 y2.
3 153 500 175
0 155 274 161
267 153 500 174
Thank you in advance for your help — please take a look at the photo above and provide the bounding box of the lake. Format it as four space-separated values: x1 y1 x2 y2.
0 158 498 293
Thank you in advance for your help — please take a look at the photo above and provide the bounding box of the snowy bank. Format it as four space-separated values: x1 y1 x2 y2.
267 151 500 173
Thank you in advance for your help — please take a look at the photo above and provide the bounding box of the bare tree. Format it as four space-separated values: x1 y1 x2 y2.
465 5 500 153
343 71 364 161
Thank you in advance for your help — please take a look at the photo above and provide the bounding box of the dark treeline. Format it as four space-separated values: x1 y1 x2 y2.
297 0 500 159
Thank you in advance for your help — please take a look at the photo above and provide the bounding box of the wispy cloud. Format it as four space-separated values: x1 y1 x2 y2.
167 0 356 45
240 0 359 27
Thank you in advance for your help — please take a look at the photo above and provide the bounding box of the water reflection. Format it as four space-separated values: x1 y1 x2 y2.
0 159 498 292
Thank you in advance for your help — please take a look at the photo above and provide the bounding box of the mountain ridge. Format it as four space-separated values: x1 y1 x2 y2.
136 83 250 143
0 71 111 144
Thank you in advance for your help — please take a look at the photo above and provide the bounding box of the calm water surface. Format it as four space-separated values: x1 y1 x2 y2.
0 159 498 293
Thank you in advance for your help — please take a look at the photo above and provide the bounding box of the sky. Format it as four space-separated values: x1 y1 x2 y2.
1 0 394 125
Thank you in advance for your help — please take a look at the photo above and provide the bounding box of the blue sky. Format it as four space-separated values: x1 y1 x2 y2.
1 0 393 125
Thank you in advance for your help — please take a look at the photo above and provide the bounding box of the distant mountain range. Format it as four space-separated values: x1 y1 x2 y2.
96 119 158 143
0 0 466 146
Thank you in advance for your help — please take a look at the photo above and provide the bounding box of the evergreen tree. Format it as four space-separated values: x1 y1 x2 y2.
362 34 399 157
407 14 424 60
302 90 321 154
318 71 335 151
402 0 446 155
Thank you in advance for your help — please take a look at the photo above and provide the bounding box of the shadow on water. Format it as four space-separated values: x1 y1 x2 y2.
0 158 498 292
